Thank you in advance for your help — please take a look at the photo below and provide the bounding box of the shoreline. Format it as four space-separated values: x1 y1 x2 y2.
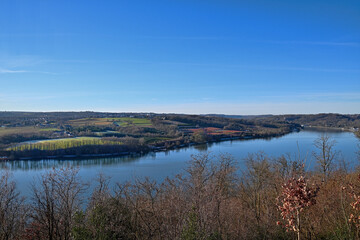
302 125 357 132
0 127 358 162
0 129 297 161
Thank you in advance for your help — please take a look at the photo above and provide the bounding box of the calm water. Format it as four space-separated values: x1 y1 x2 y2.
1 128 359 197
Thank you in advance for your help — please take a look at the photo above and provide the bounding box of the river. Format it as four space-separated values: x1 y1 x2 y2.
1 128 359 197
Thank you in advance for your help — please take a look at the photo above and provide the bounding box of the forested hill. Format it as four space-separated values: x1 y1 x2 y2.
211 113 360 130
0 111 154 126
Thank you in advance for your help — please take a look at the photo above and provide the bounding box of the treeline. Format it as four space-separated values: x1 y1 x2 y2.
255 113 360 129
0 131 53 147
2 150 360 239
1 137 148 160
0 111 152 127
157 114 299 132
2 112 358 131
8 138 122 152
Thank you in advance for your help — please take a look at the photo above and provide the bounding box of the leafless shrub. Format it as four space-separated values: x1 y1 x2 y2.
26 167 87 240
0 171 28 240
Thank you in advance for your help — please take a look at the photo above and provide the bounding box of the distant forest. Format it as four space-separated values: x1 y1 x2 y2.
209 113 360 129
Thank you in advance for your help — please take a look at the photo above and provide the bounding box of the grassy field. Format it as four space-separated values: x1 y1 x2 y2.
114 117 152 127
68 117 152 127
7 137 122 151
93 131 120 136
68 118 114 126
0 127 59 137
188 127 242 136
39 128 61 132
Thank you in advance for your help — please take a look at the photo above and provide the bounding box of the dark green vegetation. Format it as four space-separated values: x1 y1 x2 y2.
0 112 299 160
0 112 359 160
2 148 360 239
212 113 360 130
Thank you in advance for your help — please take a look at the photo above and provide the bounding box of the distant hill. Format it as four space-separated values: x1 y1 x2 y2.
203 114 273 119
206 113 360 130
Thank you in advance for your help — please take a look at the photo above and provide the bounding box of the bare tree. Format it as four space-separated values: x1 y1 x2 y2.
313 134 338 181
0 171 28 240
89 173 111 207
240 152 275 238
27 167 86 240
72 174 135 240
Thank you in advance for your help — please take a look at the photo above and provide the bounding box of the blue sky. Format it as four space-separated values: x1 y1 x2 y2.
0 0 359 114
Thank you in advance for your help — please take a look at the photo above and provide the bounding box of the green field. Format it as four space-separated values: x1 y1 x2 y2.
8 137 122 151
68 118 114 126
114 117 152 127
93 131 120 136
68 117 152 127
39 128 61 132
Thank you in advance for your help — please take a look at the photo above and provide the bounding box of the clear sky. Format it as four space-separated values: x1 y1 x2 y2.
0 0 359 114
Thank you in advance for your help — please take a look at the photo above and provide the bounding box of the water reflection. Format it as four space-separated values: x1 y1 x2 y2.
193 143 209 151
1 129 359 172
0 154 148 171
2 129 359 200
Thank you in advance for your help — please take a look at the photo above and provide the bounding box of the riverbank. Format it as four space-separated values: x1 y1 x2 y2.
2 130 360 240
303 125 357 132
0 127 299 161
